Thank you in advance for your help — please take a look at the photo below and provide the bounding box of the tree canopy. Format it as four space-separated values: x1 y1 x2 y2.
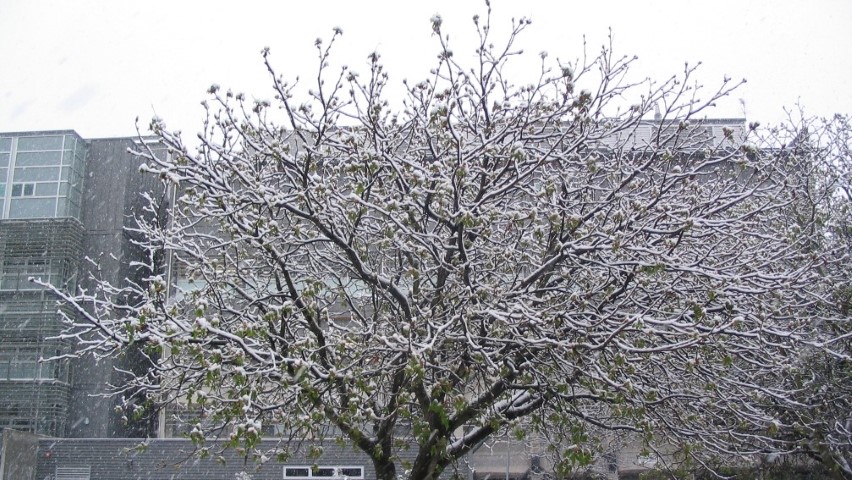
49 9 850 480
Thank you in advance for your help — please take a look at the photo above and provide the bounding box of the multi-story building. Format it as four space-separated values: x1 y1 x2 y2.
0 131 88 439
0 130 392 480
0 121 769 479
0 130 162 442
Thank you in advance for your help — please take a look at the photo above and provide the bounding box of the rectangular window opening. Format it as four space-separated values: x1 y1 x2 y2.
284 466 364 479
285 468 311 478
0 347 56 381
11 182 35 197
55 466 91 480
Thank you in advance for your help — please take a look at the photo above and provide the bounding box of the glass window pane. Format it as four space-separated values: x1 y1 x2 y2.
70 200 80 219
35 183 58 196
0 267 19 289
56 198 69 217
63 135 76 152
314 468 336 477
64 199 77 218
11 362 38 379
14 151 62 167
17 136 64 151
23 267 42 280
37 360 53 379
285 468 310 478
9 198 56 218
0 153 9 167
10 350 38 379
11 184 22 196
0 353 10 378
339 468 362 477
0 259 53 290
0 138 11 151
58 182 69 195
14 167 59 182
74 141 87 160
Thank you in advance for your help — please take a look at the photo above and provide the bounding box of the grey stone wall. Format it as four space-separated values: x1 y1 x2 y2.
1 428 38 480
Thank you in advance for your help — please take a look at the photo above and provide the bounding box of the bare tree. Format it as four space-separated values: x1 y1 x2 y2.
47 9 848 480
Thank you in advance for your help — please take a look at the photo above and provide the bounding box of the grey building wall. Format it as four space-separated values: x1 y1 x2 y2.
36 437 477 480
37 438 382 480
68 137 165 439
0 428 38 480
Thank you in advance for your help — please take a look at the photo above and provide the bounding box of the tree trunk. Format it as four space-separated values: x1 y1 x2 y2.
374 458 398 480
409 451 448 480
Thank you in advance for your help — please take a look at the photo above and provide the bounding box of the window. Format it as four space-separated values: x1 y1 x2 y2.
9 354 38 379
14 151 62 166
10 182 35 197
0 348 59 381
1 133 86 220
338 468 363 477
285 468 311 478
0 409 35 432
473 474 526 480
18 135 64 151
55 466 91 480
284 466 364 480
8 197 56 218
0 258 57 290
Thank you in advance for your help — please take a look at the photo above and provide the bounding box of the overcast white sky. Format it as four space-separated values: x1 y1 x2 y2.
1 0 850 141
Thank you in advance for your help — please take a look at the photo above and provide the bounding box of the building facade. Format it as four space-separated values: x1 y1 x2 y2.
0 131 88 437
0 130 161 442
0 123 758 479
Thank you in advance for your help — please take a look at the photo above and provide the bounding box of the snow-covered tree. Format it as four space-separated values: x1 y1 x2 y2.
48 10 849 480
727 113 852 479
